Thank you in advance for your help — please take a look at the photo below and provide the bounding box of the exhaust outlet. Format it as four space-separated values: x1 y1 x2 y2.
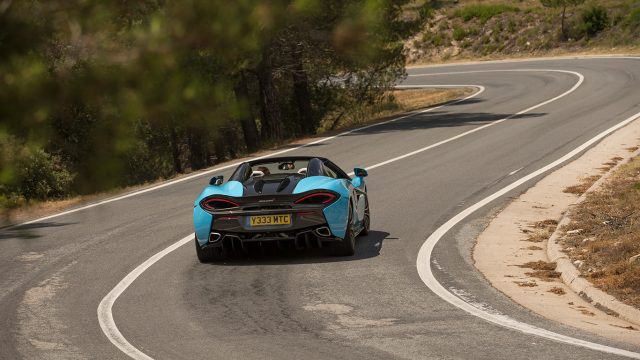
315 227 332 237
209 232 222 243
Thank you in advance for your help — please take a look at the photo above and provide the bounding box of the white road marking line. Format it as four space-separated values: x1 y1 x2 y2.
508 167 524 176
99 68 589 359
363 70 584 172
416 111 640 359
98 234 192 360
8 68 577 229
6 86 483 230
97 85 484 360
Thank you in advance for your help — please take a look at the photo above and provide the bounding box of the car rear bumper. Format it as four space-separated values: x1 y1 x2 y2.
200 207 341 251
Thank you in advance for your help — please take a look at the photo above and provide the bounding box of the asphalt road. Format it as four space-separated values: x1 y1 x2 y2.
2 57 640 360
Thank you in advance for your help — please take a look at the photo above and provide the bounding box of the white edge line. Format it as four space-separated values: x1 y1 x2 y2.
8 86 482 230
416 110 640 359
98 235 192 360
99 68 592 359
97 84 485 360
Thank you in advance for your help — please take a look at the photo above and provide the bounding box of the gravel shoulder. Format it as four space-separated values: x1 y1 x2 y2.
474 116 640 345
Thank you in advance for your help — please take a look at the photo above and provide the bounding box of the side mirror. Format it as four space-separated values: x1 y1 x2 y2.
354 168 368 177
209 175 224 186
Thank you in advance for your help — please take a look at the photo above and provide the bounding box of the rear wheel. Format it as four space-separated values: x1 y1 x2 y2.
359 194 370 236
333 205 356 256
195 236 225 262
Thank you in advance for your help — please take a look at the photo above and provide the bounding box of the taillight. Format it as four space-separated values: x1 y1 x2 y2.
201 198 239 211
295 192 337 205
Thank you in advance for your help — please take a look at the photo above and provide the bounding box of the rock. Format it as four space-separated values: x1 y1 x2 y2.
573 260 584 268
629 254 640 264
582 237 595 243
566 229 583 235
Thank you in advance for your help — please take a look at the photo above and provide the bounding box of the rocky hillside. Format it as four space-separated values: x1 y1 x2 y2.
406 0 640 63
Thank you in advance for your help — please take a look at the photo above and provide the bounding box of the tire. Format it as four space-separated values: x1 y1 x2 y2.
195 236 224 263
333 205 356 256
359 194 370 236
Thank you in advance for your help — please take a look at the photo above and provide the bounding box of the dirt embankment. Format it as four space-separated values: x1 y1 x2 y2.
559 154 640 309
405 1 640 64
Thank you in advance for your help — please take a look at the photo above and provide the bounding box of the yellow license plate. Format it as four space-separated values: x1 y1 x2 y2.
249 214 291 226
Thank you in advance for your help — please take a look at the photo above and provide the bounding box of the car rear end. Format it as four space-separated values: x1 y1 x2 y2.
199 192 340 254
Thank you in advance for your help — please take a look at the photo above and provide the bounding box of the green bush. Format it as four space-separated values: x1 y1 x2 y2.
627 8 640 29
16 149 74 201
580 4 609 37
454 4 519 23
432 33 444 46
452 27 467 41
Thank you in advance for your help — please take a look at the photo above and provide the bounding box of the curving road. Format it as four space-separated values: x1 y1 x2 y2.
2 57 640 359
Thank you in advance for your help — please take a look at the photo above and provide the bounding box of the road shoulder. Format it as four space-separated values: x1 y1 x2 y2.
474 116 640 345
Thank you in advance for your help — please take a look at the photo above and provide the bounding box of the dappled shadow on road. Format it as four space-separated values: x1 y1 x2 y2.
344 110 546 136
207 230 392 266
0 222 75 240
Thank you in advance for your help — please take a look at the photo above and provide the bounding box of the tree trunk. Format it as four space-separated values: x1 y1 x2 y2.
214 138 226 164
257 46 283 142
291 45 315 135
223 126 238 159
234 71 260 152
169 123 182 174
561 6 566 40
187 127 206 170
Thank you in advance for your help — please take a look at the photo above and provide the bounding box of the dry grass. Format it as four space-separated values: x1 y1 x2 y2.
560 156 640 309
517 260 557 271
526 270 561 281
515 280 538 287
517 260 560 281
563 175 601 195
6 195 98 225
318 87 473 132
548 287 566 295
391 88 473 112
521 219 557 243
580 309 596 316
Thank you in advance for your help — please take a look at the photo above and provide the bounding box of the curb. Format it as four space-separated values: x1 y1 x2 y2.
546 148 640 327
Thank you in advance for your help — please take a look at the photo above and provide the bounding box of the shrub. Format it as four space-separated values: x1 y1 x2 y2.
454 4 519 23
626 8 640 29
452 27 467 41
580 4 609 37
16 149 74 201
431 33 444 46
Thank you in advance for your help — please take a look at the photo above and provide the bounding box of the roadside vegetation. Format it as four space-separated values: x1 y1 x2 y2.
406 0 640 63
560 155 640 309
0 1 438 223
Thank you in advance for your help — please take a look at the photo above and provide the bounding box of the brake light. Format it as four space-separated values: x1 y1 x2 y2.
295 192 337 205
201 198 239 211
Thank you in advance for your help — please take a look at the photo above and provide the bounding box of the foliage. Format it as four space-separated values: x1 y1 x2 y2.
0 0 431 208
579 4 609 37
540 0 585 8
540 0 586 39
452 26 467 41
453 4 519 23
627 8 640 29
15 149 74 201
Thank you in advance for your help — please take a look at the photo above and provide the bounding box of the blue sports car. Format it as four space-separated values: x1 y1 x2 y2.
193 156 370 261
